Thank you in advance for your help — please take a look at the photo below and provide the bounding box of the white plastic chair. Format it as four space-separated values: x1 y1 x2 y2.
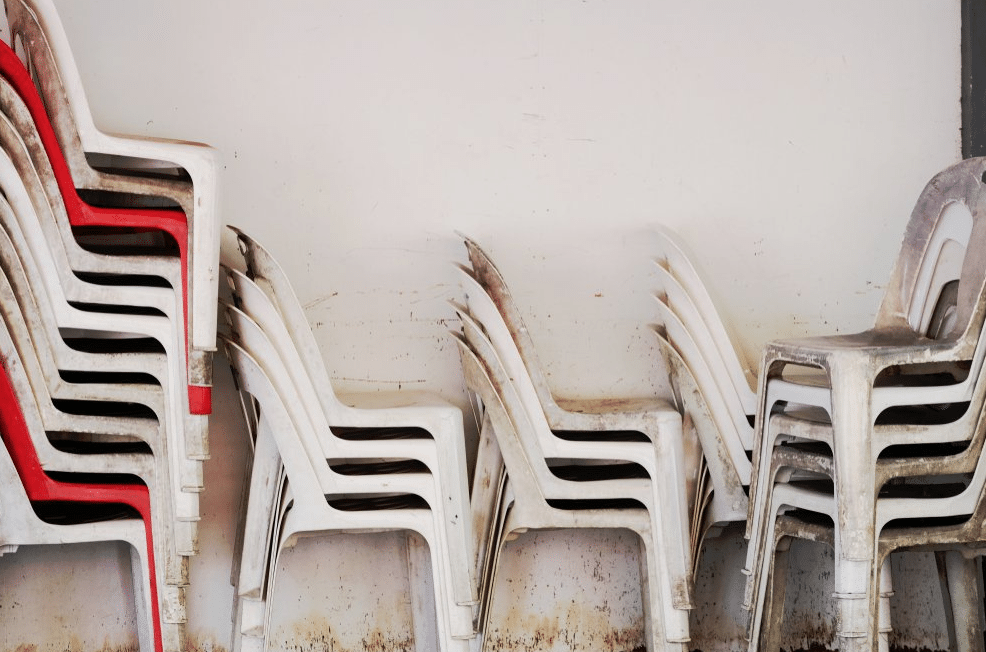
453 329 691 652
461 234 683 432
652 225 758 400
0 72 206 464
0 439 159 652
222 270 476 598
455 300 694 640
455 267 695 607
0 112 200 481
222 334 474 652
6 0 221 386
0 42 211 423
225 227 476 605
747 157 986 652
221 293 476 613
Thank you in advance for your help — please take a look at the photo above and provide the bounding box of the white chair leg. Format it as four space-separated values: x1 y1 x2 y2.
945 550 985 652
407 532 439 652
878 557 893 652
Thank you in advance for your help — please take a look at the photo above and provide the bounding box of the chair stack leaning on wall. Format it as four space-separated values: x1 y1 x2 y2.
741 157 986 652
655 157 986 652
452 235 701 652
650 225 755 572
0 0 221 650
220 226 476 652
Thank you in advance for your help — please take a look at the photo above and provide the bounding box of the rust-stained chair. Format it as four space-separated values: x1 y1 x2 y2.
222 334 474 652
6 0 221 414
745 157 986 652
453 322 692 652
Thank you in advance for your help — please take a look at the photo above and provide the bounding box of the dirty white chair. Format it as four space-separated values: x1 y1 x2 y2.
0 156 201 525
457 240 699 563
454 300 694 641
456 299 695 607
225 227 475 605
6 0 221 401
455 269 695 603
652 226 758 411
652 331 749 568
0 25 215 451
222 334 474 652
461 234 685 434
0 436 160 652
221 294 475 611
222 268 476 604
745 157 986 652
0 71 206 463
453 327 691 652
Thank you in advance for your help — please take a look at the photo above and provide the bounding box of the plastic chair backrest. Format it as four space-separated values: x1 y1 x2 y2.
223 269 340 438
652 224 756 391
457 270 554 439
877 158 986 351
654 331 751 489
461 236 564 415
653 262 756 409
453 332 548 504
229 227 352 418
455 309 557 478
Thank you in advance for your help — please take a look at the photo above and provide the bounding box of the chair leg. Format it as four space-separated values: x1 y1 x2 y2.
408 530 473 652
637 530 689 652
944 550 985 652
759 537 791 652
407 532 439 652
833 559 876 652
128 543 156 652
878 557 893 652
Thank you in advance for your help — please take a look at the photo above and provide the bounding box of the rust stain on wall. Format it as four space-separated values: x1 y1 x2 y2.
273 615 413 652
183 634 228 652
486 600 643 652
9 645 37 652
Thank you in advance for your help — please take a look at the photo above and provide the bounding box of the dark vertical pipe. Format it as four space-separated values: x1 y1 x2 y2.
963 0 986 157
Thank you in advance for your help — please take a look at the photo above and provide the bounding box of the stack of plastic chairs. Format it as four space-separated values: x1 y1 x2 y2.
741 157 986 652
453 236 699 652
650 226 755 570
0 1 221 650
220 226 475 652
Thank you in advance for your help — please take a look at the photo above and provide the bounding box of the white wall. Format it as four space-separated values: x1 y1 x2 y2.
1 1 964 651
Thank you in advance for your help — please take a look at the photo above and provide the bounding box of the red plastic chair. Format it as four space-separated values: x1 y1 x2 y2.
0 356 162 652
0 42 205 415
